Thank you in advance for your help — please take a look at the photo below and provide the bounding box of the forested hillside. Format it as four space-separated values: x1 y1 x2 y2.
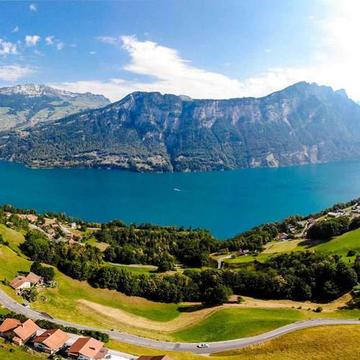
1 82 360 171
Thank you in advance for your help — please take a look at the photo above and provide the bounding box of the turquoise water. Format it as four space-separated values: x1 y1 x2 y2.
1 161 360 239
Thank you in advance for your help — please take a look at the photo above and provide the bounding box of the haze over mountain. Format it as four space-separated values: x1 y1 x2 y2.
1 81 360 172
0 84 110 130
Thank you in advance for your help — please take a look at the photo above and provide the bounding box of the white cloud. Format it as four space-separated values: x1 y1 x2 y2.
57 36 314 102
25 35 41 47
0 64 35 81
96 36 119 45
29 3 37 12
45 36 65 50
58 35 249 101
0 39 17 56
12 26 19 33
89 51 96 55
45 36 54 45
57 1 360 102
56 41 64 50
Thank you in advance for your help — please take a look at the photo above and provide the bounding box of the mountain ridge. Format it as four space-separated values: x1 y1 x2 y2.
1 81 360 172
0 84 110 130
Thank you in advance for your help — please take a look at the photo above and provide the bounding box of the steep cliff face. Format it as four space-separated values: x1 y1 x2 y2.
1 81 360 172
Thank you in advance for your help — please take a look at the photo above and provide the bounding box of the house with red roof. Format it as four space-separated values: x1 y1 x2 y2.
68 336 109 360
0 318 40 345
33 328 69 354
10 272 43 292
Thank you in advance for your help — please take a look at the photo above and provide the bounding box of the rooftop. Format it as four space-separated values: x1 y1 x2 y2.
34 328 69 350
68 337 107 359
0 318 21 333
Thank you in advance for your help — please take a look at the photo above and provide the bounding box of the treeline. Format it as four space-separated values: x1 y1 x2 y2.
307 216 360 240
223 252 358 301
222 223 282 252
21 230 359 304
97 221 220 268
22 230 103 281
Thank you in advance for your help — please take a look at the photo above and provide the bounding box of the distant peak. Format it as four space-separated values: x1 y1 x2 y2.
0 84 110 102
335 88 348 98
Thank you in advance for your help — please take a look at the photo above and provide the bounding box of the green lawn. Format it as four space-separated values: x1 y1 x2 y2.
225 253 270 266
0 224 25 253
0 339 46 359
0 230 181 326
262 239 305 254
226 227 360 267
307 227 360 257
0 244 31 300
172 308 304 342
110 264 157 274
33 269 182 324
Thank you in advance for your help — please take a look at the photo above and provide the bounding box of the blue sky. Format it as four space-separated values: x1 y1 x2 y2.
0 1 358 101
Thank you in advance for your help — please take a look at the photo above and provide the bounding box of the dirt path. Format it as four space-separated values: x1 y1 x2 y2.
78 293 352 333
78 299 220 332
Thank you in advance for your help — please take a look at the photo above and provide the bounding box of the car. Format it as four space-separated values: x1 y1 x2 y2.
197 343 209 348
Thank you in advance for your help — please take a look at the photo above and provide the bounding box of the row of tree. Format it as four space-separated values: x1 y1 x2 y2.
21 230 359 304
307 216 360 240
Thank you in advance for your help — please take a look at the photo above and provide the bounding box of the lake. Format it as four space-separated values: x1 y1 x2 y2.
1 160 360 239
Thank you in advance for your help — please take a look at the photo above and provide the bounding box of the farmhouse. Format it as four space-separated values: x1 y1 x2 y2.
68 336 109 360
33 328 69 354
0 318 21 337
11 319 40 345
0 318 39 345
10 272 43 291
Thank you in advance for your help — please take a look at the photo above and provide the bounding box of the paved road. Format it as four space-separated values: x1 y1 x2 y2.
1 288 360 354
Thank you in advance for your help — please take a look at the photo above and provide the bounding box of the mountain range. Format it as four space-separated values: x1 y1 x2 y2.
0 84 109 130
1 81 360 172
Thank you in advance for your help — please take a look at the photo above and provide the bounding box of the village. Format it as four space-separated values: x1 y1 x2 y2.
1 269 173 360
0 314 173 360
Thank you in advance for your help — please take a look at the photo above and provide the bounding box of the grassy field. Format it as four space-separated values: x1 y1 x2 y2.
0 339 46 359
214 325 360 359
0 224 25 253
308 227 360 257
108 325 360 360
33 270 182 323
226 227 360 266
172 308 304 342
0 244 31 301
109 263 157 275
262 239 305 254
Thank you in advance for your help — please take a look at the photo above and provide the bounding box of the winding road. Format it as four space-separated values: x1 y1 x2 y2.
1 288 359 355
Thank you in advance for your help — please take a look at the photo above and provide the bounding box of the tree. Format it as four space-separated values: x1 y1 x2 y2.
203 284 232 306
22 287 37 302
30 261 55 282
307 217 349 240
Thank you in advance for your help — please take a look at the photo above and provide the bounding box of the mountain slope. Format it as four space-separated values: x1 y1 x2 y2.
0 84 110 130
1 81 360 171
